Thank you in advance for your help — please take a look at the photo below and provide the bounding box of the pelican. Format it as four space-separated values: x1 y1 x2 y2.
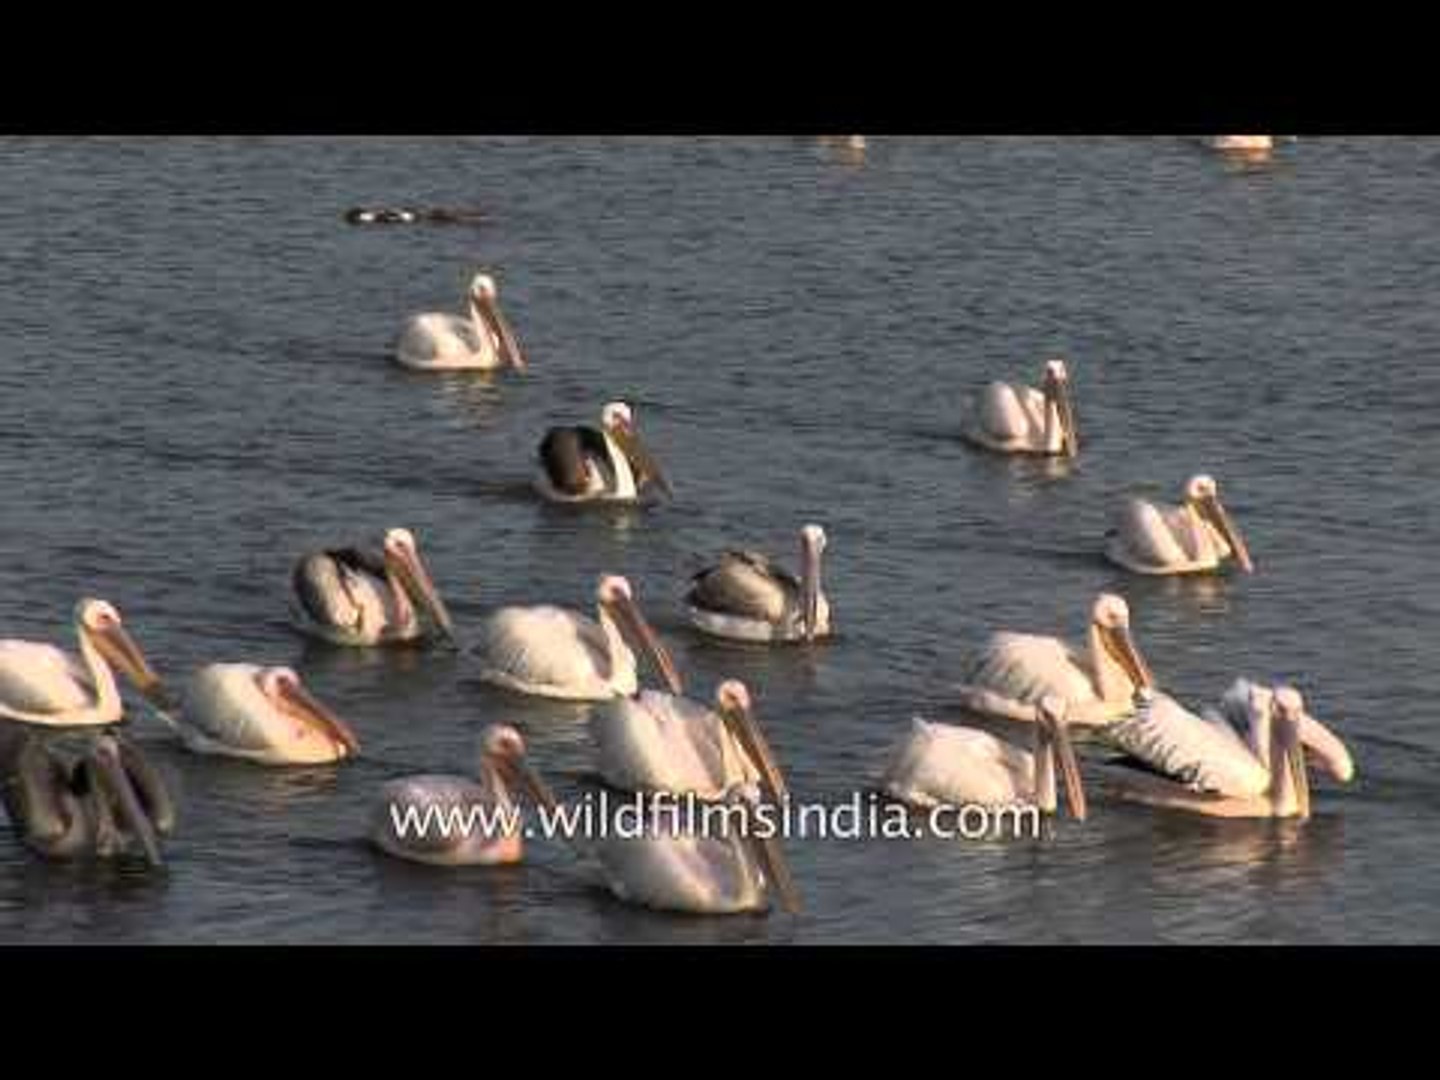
1107 686 1326 819
164 664 361 765
370 724 560 866
476 575 683 702
952 593 1156 726
0 727 172 866
684 525 831 644
1207 136 1274 154
1105 475 1254 576
393 271 526 372
291 527 457 647
0 599 167 728
535 402 673 504
881 696 1087 819
593 679 789 801
961 358 1079 458
593 807 801 916
1104 681 1354 800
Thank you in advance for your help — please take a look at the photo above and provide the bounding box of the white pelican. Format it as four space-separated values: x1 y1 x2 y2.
0 727 172 866
684 525 832 644
165 664 361 765
0 599 166 728
1107 686 1327 819
370 724 560 866
291 527 457 647
476 575 684 702
961 358 1079 458
1103 680 1354 800
593 679 789 801
1207 136 1274 154
394 271 526 372
881 696 1087 819
593 812 801 916
952 593 1156 726
1105 475 1254 576
535 402 673 504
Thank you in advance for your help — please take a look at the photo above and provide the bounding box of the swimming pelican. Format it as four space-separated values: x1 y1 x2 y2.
1103 681 1353 800
593 679 789 801
1207 136 1274 154
0 599 167 728
1107 686 1324 818
961 358 1079 458
881 696 1087 819
394 271 526 372
684 525 831 644
535 402 673 504
165 664 361 765
291 527 457 647
0 727 172 866
476 575 684 702
1106 475 1254 576
370 724 560 866
952 593 1156 726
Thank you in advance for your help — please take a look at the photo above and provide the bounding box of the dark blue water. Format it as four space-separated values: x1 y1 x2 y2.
0 136 1435 943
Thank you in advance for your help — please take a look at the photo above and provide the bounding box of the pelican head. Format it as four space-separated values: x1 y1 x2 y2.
601 401 672 499
479 724 560 816
466 271 526 369
1272 687 1312 820
716 679 789 804
597 575 683 695
1041 358 1079 457
1036 695 1087 821
382 527 457 647
1090 593 1155 694
77 598 167 707
799 524 828 642
1184 474 1253 572
258 668 361 760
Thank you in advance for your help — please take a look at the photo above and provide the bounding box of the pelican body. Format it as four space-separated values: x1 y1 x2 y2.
1104 681 1353 801
1106 475 1254 576
1108 686 1330 819
593 680 788 802
953 594 1156 727
0 599 166 728
291 527 457 647
394 272 526 372
1208 136 1274 154
0 728 172 866
962 359 1079 458
685 525 831 644
169 664 361 766
476 575 683 702
881 696 1087 819
371 725 559 866
535 402 672 504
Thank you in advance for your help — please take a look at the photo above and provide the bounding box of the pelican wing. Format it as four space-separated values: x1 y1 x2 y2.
594 691 754 796
882 718 1032 807
965 633 1101 706
372 775 501 856
685 551 798 622
478 606 613 690
976 382 1044 443
1110 499 1198 569
292 551 389 632
397 313 483 365
596 832 762 914
0 642 95 715
538 426 613 495
1104 691 1271 797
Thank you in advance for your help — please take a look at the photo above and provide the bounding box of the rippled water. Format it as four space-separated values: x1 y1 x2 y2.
0 136 1436 943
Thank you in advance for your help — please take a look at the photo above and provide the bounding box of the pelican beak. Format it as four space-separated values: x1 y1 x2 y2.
719 694 790 804
1104 624 1156 692
733 800 800 915
90 736 164 868
476 290 527 370
277 680 361 759
800 538 822 643
605 594 684 695
390 545 458 649
609 419 674 499
1047 372 1080 457
1199 493 1254 573
500 754 561 820
1299 711 1355 783
91 623 170 710
1281 717 1312 821
1047 712 1087 821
